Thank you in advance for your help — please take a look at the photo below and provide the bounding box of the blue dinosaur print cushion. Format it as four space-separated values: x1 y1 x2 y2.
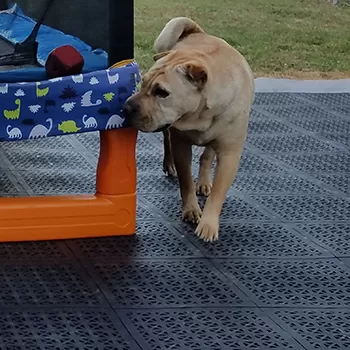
0 61 140 141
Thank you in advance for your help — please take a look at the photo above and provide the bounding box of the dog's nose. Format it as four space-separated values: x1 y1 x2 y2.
122 101 139 118
121 103 131 117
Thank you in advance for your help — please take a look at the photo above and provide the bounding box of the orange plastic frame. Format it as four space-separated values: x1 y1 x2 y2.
0 128 138 242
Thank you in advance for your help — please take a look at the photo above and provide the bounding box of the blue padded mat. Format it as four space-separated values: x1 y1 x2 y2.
0 4 108 82
0 61 139 141
0 92 349 349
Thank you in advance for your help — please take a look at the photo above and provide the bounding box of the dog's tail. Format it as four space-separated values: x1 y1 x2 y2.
154 17 205 53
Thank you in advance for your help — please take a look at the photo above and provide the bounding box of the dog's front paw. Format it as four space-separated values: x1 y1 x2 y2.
163 158 177 177
195 217 219 242
183 204 202 224
196 181 212 197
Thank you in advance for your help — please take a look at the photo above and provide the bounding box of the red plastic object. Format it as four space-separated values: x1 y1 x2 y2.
45 45 84 78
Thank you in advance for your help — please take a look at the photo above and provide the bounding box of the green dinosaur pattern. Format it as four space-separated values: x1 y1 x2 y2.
4 99 21 120
58 120 81 133
36 82 50 97
103 92 115 102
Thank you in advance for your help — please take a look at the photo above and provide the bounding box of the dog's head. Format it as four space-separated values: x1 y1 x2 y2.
122 50 208 132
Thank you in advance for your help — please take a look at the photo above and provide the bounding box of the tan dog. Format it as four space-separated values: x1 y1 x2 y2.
123 17 255 242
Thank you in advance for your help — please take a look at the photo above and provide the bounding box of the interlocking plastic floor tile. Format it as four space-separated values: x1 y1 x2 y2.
138 149 204 174
259 104 336 120
0 263 106 307
320 132 350 148
73 131 100 157
2 148 94 172
91 259 250 307
270 309 350 350
288 116 350 134
68 221 200 259
0 309 141 350
298 93 350 115
298 93 350 106
232 173 330 194
0 92 349 349
311 173 350 195
326 104 350 115
250 195 350 222
247 133 339 153
249 108 269 119
273 152 350 173
137 173 179 194
148 131 163 144
140 194 188 222
0 135 76 151
0 241 71 262
253 92 304 106
217 259 350 306
247 118 297 134
136 150 166 173
136 200 156 221
177 222 331 258
120 308 303 350
294 223 350 257
18 169 95 195
141 194 273 222
0 171 23 195
237 150 283 173
136 133 163 151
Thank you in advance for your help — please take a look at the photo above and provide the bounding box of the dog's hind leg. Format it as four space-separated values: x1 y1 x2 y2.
171 129 202 224
196 146 215 197
162 129 177 177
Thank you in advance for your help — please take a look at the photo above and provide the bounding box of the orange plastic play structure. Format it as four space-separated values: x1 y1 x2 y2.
0 128 138 242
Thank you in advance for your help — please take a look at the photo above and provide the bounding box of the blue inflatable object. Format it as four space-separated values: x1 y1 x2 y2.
0 3 109 83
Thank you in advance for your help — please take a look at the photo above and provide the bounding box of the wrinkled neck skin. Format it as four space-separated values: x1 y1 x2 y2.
171 81 245 146
173 113 249 148
172 97 209 132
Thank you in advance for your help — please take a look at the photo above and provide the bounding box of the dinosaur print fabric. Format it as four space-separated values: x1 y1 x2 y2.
0 61 140 141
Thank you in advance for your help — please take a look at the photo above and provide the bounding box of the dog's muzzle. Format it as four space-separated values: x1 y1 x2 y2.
122 101 170 132
121 101 140 119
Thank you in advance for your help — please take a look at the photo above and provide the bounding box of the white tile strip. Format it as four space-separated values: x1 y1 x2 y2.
255 78 350 93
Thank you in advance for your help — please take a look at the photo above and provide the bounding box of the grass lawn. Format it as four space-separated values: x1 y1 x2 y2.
134 0 350 78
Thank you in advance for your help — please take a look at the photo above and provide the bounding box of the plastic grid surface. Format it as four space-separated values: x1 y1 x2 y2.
269 309 350 350
312 173 350 195
0 92 349 349
232 172 331 194
320 132 350 148
0 171 22 195
216 259 350 307
246 133 340 153
19 169 96 195
0 262 106 307
0 309 140 350
91 259 251 308
121 308 302 350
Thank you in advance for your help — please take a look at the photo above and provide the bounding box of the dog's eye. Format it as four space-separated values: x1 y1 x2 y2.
154 87 169 98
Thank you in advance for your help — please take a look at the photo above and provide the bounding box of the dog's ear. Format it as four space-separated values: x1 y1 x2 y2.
179 62 208 88
153 51 171 61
